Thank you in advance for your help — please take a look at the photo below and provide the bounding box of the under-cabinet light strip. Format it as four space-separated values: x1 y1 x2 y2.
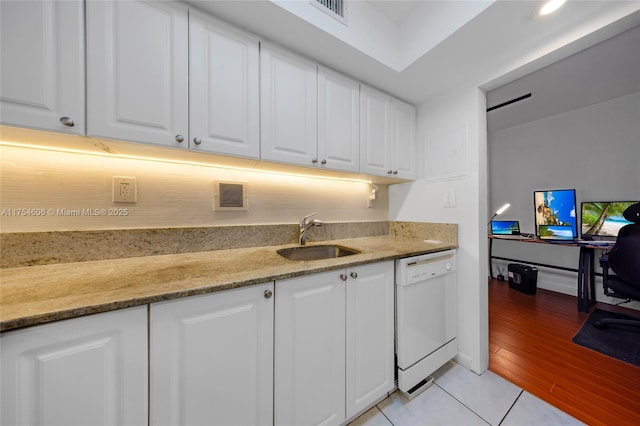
0 140 374 185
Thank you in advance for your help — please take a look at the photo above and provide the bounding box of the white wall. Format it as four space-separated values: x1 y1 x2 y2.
390 85 488 374
489 91 640 302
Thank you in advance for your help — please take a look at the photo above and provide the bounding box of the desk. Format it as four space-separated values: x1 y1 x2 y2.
488 236 613 312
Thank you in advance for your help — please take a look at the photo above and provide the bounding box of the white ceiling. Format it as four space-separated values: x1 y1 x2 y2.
366 0 418 25
186 0 640 122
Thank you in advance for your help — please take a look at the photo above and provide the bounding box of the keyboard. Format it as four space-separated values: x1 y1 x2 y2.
577 240 614 246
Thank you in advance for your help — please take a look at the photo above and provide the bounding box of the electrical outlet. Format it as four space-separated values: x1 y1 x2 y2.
367 191 376 208
113 176 137 203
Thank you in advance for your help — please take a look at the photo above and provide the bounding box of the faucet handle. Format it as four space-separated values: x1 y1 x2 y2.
300 212 317 226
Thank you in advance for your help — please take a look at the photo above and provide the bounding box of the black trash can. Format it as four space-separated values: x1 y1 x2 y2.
508 263 538 295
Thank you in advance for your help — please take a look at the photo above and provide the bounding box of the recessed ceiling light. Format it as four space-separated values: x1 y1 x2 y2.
539 0 567 16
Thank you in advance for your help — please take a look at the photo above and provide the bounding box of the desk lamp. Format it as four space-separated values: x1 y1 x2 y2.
488 203 510 281
489 203 510 224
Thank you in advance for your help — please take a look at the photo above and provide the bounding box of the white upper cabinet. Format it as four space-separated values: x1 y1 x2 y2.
150 283 274 426
86 0 189 148
189 11 260 159
1 307 148 426
0 0 85 135
360 85 392 176
2 0 413 180
261 43 318 167
318 66 360 173
360 85 416 179
391 98 417 179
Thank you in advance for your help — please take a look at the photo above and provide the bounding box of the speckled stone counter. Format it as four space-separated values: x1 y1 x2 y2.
1 221 457 332
0 236 456 332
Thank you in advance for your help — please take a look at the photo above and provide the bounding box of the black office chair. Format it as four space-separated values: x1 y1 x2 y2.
596 202 640 329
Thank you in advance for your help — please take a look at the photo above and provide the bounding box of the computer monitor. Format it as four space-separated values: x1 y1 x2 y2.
533 189 577 239
491 220 521 235
581 201 638 239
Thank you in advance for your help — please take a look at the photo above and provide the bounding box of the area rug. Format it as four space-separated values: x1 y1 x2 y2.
572 308 640 368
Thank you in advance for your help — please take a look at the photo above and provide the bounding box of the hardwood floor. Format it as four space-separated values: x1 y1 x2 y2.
488 278 640 426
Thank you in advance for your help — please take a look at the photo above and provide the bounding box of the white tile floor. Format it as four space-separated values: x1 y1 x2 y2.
348 361 584 426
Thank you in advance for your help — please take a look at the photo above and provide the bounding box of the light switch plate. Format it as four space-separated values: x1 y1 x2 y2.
444 189 456 208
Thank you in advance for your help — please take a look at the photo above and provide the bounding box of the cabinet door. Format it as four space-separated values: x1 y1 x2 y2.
345 261 395 419
87 0 188 148
390 98 416 179
261 44 318 167
275 271 346 426
0 307 148 426
0 0 84 134
318 66 360 173
359 85 392 176
150 283 274 426
189 11 260 158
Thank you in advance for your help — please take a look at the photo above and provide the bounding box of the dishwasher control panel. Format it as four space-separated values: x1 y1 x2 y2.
396 250 456 286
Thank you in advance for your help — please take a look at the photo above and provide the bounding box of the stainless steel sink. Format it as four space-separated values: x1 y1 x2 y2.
277 245 360 261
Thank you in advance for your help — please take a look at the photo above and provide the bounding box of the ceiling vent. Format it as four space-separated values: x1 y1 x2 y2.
312 0 347 24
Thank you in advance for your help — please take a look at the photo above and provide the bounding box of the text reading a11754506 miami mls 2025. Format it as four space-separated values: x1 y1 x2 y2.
1 208 130 217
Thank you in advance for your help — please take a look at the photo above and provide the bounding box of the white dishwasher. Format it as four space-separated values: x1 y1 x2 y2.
395 249 457 399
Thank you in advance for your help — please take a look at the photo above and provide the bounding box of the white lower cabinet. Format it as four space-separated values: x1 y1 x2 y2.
1 262 394 426
275 269 346 426
150 283 274 426
345 261 396 419
0 306 148 426
275 261 395 426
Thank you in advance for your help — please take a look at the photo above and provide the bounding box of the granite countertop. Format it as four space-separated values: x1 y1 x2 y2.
0 236 456 333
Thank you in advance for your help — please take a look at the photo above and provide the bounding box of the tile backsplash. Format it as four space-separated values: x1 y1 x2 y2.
0 145 388 233
1 146 457 269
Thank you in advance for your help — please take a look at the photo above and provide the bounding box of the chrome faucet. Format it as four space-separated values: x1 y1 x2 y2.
299 212 323 245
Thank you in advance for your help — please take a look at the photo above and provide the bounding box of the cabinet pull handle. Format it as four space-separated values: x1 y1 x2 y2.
350 272 358 279
321 159 327 165
387 170 393 175
392 170 398 175
175 134 185 143
193 137 202 146
339 274 348 282
264 289 273 299
312 158 318 164
59 117 75 127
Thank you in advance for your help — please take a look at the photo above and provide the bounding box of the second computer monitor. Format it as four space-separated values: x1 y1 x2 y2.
533 189 577 239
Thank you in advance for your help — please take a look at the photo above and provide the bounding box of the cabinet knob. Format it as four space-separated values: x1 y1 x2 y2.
59 116 75 127
339 274 348 282
264 289 273 299
321 159 327 165
350 272 358 279
193 137 202 146
392 170 398 175
175 134 185 143
312 158 318 164
387 170 393 175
